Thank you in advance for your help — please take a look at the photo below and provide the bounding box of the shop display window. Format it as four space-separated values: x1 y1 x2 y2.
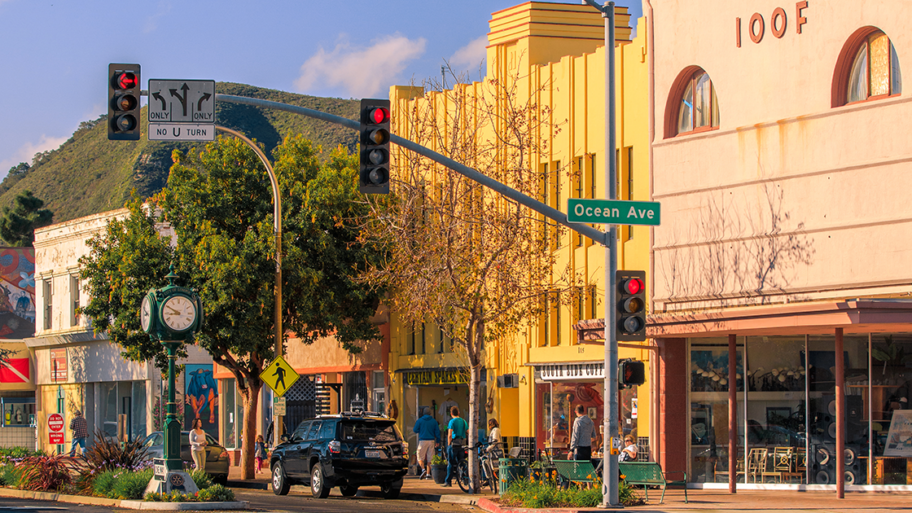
2 399 35 427
536 381 604 460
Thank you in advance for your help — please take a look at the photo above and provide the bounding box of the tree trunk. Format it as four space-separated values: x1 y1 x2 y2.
468 360 482 493
239 379 262 480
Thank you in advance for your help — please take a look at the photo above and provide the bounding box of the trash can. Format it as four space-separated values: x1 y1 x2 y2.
498 458 529 496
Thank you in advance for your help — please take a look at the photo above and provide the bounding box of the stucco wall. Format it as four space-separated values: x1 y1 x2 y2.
651 0 912 311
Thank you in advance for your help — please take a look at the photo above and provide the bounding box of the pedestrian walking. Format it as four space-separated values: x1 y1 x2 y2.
190 418 208 472
69 410 88 457
570 404 594 462
442 405 467 487
255 434 268 473
413 407 441 479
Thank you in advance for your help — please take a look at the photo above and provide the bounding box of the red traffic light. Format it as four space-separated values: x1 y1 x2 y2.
622 277 644 295
367 107 390 124
115 72 138 90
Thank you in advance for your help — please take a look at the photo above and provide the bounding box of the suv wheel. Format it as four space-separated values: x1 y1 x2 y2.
310 463 331 499
272 462 290 496
340 484 359 496
381 479 402 499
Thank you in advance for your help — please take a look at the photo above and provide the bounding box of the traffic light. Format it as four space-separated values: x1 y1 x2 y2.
359 98 391 194
616 270 646 341
108 63 141 141
618 358 646 389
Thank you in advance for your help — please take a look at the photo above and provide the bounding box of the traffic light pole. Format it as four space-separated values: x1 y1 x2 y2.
596 1 621 508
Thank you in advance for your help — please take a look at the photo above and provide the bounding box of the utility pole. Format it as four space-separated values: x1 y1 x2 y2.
583 0 621 507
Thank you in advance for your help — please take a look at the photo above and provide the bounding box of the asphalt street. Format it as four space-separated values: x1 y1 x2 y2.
233 488 474 513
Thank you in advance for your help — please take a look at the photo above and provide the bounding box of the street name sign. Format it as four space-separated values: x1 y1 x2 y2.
148 79 216 141
259 355 299 397
567 199 661 226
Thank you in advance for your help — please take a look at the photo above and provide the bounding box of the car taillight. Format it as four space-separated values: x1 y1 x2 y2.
329 440 341 454
402 441 409 457
217 451 228 459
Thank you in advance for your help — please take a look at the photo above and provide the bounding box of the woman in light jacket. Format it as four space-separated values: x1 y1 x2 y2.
190 418 208 472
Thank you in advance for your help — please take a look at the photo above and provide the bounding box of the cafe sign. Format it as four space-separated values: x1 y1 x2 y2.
539 363 605 381
404 369 468 386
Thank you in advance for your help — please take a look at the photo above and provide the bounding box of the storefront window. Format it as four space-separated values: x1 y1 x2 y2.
2 399 35 427
869 334 912 485
689 339 743 483
536 380 604 461
223 378 236 449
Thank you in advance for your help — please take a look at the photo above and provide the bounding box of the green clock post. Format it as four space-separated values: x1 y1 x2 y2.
141 266 204 494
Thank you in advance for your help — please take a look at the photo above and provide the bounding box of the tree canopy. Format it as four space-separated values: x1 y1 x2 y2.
0 189 53 246
80 134 386 478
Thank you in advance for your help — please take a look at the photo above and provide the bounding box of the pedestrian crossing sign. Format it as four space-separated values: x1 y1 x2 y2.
260 355 299 397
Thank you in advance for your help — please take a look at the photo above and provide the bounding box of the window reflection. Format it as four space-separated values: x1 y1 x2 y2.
847 31 902 103
676 70 720 135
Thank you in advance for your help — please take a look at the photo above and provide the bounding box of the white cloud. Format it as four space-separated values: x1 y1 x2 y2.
0 134 69 178
448 35 487 71
295 33 426 98
144 1 171 34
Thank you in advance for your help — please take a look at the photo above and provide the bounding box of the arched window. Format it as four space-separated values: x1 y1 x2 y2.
847 30 901 103
670 68 720 137
833 27 902 107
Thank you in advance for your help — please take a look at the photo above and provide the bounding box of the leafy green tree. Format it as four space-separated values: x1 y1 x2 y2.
0 190 53 246
80 135 385 479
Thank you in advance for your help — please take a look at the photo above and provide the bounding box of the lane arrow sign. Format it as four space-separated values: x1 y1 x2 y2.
170 83 189 116
197 92 212 111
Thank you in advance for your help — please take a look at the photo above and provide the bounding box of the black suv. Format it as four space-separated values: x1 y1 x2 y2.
270 412 409 499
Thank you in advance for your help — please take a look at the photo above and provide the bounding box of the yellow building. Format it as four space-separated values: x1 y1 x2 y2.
388 2 653 461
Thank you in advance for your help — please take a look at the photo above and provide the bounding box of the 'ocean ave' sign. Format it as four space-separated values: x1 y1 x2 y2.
567 199 661 226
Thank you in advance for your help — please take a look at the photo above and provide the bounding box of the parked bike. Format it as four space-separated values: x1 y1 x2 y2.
456 441 503 494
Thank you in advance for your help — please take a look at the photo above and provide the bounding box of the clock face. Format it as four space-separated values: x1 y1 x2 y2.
161 295 197 333
140 296 152 332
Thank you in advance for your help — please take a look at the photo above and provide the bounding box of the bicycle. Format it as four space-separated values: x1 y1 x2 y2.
456 441 503 494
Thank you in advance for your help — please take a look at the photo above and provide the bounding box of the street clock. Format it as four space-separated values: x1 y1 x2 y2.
140 266 203 341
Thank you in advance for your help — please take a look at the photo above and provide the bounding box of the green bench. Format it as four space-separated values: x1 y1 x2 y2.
619 461 688 504
553 460 598 487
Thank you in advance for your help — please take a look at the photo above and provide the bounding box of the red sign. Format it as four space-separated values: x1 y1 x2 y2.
48 413 64 444
0 357 30 383
50 348 67 382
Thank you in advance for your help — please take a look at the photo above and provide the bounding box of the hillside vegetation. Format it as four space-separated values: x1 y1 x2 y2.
0 83 360 223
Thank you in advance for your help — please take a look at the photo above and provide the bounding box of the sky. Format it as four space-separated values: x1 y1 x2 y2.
0 0 642 178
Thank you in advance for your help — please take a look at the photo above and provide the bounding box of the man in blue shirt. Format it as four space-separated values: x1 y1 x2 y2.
413 407 441 480
443 405 468 487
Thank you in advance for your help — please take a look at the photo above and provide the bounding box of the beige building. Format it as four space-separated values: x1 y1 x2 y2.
27 210 212 454
645 0 912 490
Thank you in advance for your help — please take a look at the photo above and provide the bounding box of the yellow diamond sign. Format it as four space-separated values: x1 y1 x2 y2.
260 355 299 397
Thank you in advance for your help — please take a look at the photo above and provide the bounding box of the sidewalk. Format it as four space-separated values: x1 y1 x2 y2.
227 467 912 512
227 466 494 503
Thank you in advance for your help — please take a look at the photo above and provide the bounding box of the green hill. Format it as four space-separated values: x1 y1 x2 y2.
0 82 360 223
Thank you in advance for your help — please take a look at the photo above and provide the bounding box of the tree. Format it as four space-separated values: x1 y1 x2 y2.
362 70 577 491
0 190 53 246
80 135 386 479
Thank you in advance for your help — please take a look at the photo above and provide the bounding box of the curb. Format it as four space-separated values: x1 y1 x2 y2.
229 480 486 504
476 497 599 513
0 487 121 507
120 500 248 510
227 480 269 490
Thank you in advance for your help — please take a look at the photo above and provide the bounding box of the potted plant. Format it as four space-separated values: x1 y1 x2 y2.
430 454 448 484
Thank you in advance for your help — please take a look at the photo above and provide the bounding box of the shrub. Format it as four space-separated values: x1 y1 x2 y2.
0 447 43 465
502 474 641 508
189 469 212 490
431 454 447 465
15 455 74 492
90 470 118 497
198 484 234 502
111 468 153 499
0 463 21 487
79 429 150 473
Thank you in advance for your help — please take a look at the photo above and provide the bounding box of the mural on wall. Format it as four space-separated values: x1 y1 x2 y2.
0 248 35 386
0 248 35 339
184 364 218 438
